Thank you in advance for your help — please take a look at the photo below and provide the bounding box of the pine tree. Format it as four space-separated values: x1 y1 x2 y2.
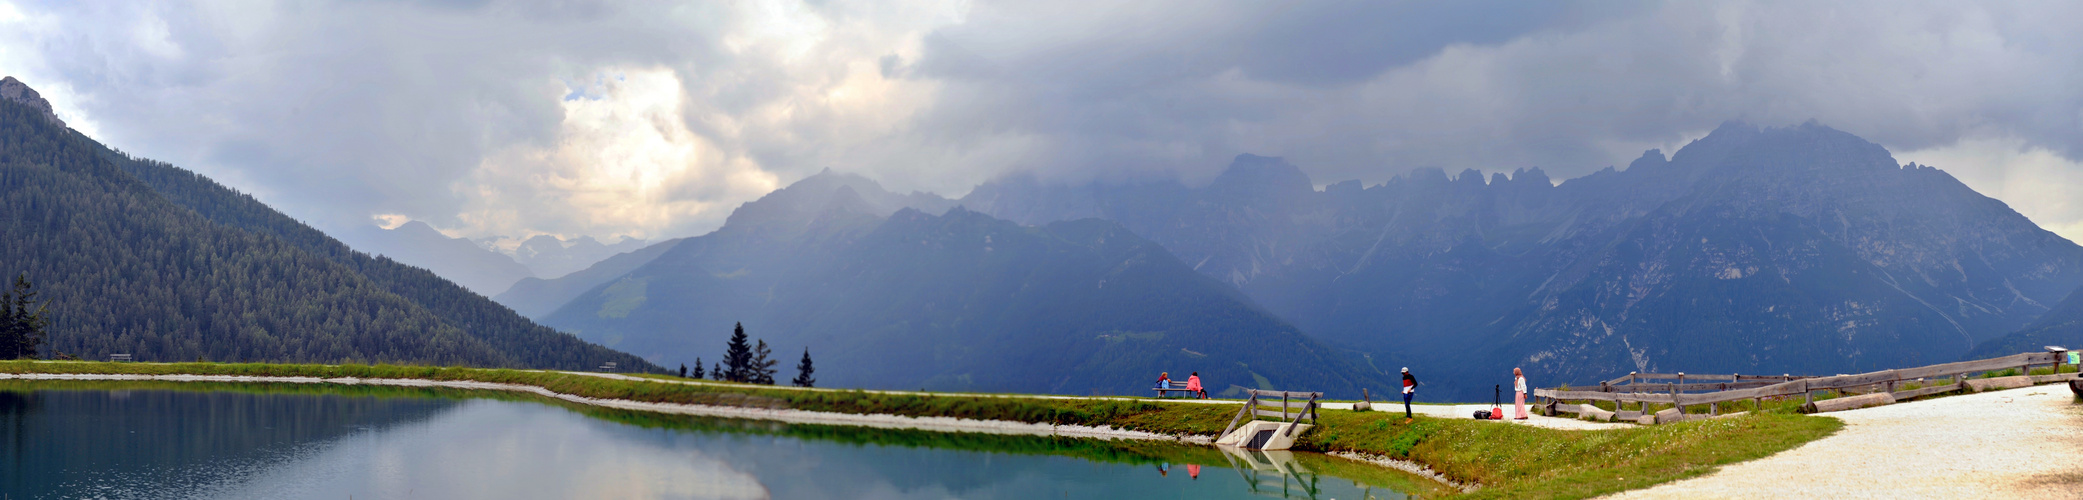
2 274 48 360
721 323 754 382
678 364 687 378
751 340 778 385
792 348 816 387
710 361 722 381
0 284 13 360
691 357 704 379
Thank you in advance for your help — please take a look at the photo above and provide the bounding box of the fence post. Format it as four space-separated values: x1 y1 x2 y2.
1628 372 1640 412
1802 380 1813 410
1674 373 1685 414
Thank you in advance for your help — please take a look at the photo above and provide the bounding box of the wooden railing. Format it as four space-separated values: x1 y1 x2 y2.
1220 389 1323 439
1534 351 2076 422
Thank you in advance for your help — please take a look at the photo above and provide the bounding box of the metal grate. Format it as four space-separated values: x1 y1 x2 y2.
1244 429 1275 449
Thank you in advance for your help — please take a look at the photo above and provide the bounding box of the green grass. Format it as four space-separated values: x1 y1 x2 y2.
1299 410 1840 499
1 360 1850 498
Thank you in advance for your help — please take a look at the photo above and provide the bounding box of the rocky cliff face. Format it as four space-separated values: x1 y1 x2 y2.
964 122 2083 398
0 77 66 128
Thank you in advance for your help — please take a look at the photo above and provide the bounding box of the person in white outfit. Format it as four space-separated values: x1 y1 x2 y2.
1513 367 1529 420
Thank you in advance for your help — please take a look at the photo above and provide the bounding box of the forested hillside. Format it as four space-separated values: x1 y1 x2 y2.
0 88 653 370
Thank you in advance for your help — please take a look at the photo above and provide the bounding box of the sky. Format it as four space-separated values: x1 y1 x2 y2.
3 0 2082 243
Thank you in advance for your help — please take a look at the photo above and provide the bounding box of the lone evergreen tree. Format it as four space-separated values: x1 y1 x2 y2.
721 322 754 382
1 274 49 360
792 349 816 387
678 364 687 378
710 361 722 381
691 358 704 379
751 340 778 385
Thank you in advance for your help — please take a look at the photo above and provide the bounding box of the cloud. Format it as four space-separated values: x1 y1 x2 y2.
0 0 965 241
1900 138 2083 243
902 1 2083 189
457 67 781 240
4 0 2083 241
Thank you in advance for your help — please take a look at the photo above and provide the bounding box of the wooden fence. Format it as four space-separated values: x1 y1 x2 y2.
1220 389 1322 440
1533 351 2076 423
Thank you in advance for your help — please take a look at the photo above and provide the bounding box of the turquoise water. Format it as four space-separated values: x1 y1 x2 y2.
0 382 1435 499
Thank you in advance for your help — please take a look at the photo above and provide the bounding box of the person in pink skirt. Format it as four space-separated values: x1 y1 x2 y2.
1513 367 1529 420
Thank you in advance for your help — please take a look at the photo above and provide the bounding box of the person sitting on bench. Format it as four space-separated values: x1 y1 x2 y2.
1155 372 1172 389
1186 372 1206 399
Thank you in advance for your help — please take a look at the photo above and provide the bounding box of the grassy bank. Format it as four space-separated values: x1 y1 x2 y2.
2 360 1841 499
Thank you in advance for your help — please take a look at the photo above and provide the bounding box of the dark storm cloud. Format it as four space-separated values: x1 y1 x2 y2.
4 0 2081 241
901 1 2083 188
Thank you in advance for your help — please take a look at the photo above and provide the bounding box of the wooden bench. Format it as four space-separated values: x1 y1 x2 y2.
108 354 133 362
1153 382 1200 397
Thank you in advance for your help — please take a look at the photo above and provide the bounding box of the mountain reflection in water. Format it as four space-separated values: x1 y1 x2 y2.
0 381 1440 499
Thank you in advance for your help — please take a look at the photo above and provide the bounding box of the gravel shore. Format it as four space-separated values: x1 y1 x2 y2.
0 372 1208 443
1603 383 2083 499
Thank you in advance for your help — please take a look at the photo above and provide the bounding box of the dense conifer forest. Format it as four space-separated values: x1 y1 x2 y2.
0 97 655 371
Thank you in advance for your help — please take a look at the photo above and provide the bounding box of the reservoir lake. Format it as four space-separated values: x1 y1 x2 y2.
0 381 1443 499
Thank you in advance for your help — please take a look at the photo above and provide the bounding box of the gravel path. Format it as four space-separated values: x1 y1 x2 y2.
1604 384 2083 499
573 373 1631 430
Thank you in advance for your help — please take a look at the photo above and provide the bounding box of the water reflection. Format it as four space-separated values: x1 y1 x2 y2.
0 381 1440 499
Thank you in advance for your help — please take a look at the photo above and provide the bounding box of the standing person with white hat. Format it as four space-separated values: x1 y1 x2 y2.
1401 367 1418 422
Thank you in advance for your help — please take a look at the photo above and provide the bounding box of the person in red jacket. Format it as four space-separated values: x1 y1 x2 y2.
1185 372 1205 399
1401 367 1418 422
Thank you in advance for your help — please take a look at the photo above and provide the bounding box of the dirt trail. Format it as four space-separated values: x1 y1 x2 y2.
1605 384 2083 499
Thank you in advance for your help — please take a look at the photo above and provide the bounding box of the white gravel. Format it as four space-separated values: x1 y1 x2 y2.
1330 451 1479 493
1603 383 2083 499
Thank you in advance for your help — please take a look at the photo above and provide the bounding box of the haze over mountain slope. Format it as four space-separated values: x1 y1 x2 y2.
537 172 1389 396
509 234 649 280
499 170 960 320
1967 284 2083 359
963 122 2083 399
0 79 653 371
495 239 683 320
346 221 535 296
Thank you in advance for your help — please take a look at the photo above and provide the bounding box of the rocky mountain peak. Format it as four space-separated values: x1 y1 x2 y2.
1208 154 1314 198
1629 148 1668 170
0 76 66 128
1510 167 1551 185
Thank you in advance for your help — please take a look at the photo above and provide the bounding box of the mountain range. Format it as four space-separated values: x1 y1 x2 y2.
343 221 651 298
14 71 2080 400
344 221 535 297
532 172 1391 396
956 122 2083 398
508 234 650 280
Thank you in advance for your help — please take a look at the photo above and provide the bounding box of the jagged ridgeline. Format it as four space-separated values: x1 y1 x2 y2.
538 172 1392 397
961 123 2083 400
0 86 654 371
